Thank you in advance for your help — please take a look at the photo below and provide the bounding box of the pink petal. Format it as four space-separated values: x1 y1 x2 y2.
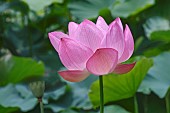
101 22 125 58
59 38 93 70
58 70 90 82
109 18 123 32
119 25 134 63
96 16 108 34
49 31 69 39
74 19 103 52
86 48 118 75
48 32 69 52
112 62 136 74
114 17 123 31
68 22 78 37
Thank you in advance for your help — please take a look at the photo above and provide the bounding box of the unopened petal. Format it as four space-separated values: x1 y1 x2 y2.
119 25 134 63
86 48 118 75
74 19 103 51
59 38 93 70
48 31 69 52
112 62 136 74
58 70 90 82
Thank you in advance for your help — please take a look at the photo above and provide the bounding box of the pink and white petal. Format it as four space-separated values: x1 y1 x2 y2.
48 34 60 52
119 24 134 63
49 31 69 39
74 19 103 52
112 62 136 74
101 22 125 58
86 48 118 75
59 38 93 70
96 16 108 34
48 32 69 52
58 70 90 82
115 17 123 31
109 17 123 32
68 22 78 37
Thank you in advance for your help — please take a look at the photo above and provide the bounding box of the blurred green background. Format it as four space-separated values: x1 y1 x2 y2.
0 0 170 113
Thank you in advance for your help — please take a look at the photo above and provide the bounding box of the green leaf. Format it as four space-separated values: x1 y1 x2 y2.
68 0 114 21
0 84 37 111
0 55 45 86
68 75 97 109
139 52 170 98
69 0 155 21
102 105 130 113
0 81 66 112
61 109 97 113
140 0 170 20
39 75 67 112
149 52 170 85
45 75 97 113
89 58 153 107
43 85 67 112
0 105 18 113
110 0 155 18
22 0 63 13
43 85 66 104
138 74 169 98
143 17 170 38
143 48 162 57
150 30 170 43
61 109 78 113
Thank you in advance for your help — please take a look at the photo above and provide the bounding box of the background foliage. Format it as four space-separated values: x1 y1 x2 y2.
0 0 170 113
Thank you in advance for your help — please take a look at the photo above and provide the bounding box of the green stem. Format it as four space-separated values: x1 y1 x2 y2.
99 76 104 113
144 95 148 113
166 88 170 113
39 98 44 113
134 94 139 113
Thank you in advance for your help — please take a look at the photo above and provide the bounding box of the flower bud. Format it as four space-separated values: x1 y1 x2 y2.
29 81 45 98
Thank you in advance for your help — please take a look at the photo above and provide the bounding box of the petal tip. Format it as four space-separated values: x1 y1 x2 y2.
81 19 94 26
48 32 54 38
125 24 130 29
97 16 104 20
115 17 121 21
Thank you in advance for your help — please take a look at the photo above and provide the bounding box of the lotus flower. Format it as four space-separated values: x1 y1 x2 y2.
48 16 135 82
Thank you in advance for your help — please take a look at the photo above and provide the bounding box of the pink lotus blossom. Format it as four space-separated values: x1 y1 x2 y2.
48 16 135 82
